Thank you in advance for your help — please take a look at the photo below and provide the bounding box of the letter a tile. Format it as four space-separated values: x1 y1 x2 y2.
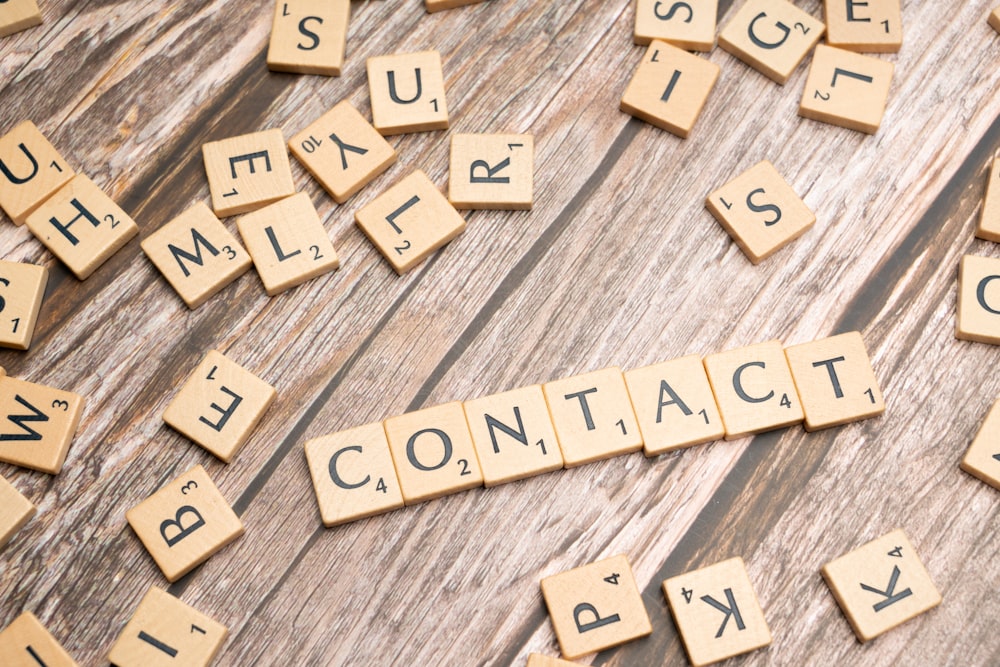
25 174 139 280
824 0 902 53
718 0 824 84
821 529 941 642
108 586 227 667
163 350 277 463
267 0 351 76
620 40 720 139
367 51 449 135
540 554 652 660
960 398 1000 491
0 121 74 225
304 422 404 527
0 261 47 350
0 475 35 550
957 254 1000 345
0 377 85 474
141 202 252 309
705 160 815 264
798 44 894 134
449 133 533 210
634 0 717 51
0 612 78 667
202 129 296 217
126 464 244 582
663 557 771 666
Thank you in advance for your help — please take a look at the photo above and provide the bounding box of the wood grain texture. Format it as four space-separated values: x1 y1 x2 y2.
2 0 1000 665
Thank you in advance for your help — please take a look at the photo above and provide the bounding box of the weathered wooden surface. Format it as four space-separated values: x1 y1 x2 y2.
2 0 1000 665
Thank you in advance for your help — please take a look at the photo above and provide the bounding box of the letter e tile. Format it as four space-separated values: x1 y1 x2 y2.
824 0 902 53
202 129 295 217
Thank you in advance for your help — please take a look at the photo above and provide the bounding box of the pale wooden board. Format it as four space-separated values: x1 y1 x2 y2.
2 0 1000 665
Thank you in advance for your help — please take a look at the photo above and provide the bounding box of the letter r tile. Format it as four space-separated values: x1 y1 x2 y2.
126 464 244 582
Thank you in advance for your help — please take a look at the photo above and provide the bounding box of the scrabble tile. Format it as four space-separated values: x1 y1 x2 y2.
976 157 1000 242
108 587 227 667
540 554 652 659
0 475 35 550
718 0 824 85
0 612 78 667
304 421 405 526
0 0 41 38
289 101 397 204
821 529 941 642
24 174 138 280
798 44 894 134
624 354 725 456
463 384 563 487
824 0 902 53
542 367 643 467
367 51 449 135
634 0 717 51
0 377 85 474
0 261 47 350
141 202 252 309
526 653 579 667
355 170 466 275
960 398 1000 491
448 133 533 210
991 8 1000 34
383 401 483 505
703 340 803 440
620 40 720 139
705 160 815 264
784 332 884 431
426 0 486 12
202 129 295 217
957 254 1000 345
126 464 244 582
267 0 350 76
236 191 339 296
163 350 276 463
0 121 74 225
663 557 771 666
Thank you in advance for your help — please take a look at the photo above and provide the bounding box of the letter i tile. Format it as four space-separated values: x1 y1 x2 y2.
540 554 652 660
126 464 244 582
663 557 771 666
0 612 78 667
821 529 941 642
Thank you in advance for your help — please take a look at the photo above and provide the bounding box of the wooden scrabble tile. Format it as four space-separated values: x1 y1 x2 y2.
960 398 1000 491
624 354 725 456
24 174 138 279
0 475 35 550
0 612 78 667
705 160 815 264
126 464 244 582
141 202 252 309
703 340 803 440
634 0 717 51
798 44 894 134
108 586 227 667
540 554 652 659
542 367 643 467
426 0 486 12
824 0 902 53
163 350 276 463
449 133 533 210
236 191 339 296
991 8 1000 34
620 40 720 139
304 421 405 526
0 121 74 225
0 377 85 474
367 51 449 135
383 401 483 505
202 129 295 217
267 0 350 76
0 0 42 39
463 384 563 487
977 157 1000 242
355 170 466 274
718 0 824 84
289 101 397 204
0 261 47 350
784 332 884 431
821 529 941 642
526 653 580 667
663 557 771 666
957 254 1000 345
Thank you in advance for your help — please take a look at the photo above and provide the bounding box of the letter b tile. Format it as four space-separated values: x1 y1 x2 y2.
126 464 244 582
